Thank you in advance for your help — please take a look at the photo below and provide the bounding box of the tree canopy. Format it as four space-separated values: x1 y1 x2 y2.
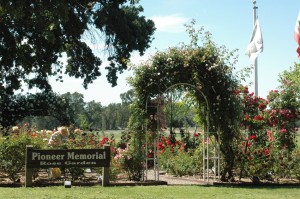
0 0 155 127
0 0 155 93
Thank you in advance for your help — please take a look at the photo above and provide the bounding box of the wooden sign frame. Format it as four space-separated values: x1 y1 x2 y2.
25 145 110 187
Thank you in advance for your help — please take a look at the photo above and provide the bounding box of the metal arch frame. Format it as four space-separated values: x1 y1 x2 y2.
144 83 220 182
144 94 162 181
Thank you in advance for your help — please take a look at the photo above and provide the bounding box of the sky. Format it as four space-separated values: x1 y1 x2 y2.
48 0 300 106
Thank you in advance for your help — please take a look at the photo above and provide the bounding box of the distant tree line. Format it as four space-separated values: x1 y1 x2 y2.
17 88 198 132
19 90 134 131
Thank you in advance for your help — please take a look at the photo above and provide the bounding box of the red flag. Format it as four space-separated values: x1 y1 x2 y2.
295 12 300 58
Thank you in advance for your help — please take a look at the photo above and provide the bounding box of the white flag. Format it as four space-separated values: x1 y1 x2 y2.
245 19 263 61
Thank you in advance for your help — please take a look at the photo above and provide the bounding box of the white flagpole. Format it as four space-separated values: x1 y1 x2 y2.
253 0 258 96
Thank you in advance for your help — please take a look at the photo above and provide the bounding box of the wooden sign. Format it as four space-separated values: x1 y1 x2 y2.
26 148 110 168
25 145 111 187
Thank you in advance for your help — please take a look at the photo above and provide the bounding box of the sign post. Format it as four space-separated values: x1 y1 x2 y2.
102 145 110 187
25 145 34 187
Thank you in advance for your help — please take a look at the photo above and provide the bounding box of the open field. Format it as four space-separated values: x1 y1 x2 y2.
1 185 300 199
108 128 300 148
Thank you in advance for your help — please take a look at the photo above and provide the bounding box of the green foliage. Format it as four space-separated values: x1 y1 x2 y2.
21 116 60 131
122 133 144 181
0 130 44 181
269 62 300 117
159 146 203 177
128 20 242 181
85 101 103 130
120 89 135 104
163 93 197 129
13 91 130 131
67 167 85 181
101 103 129 130
290 149 300 182
121 150 144 181
267 91 298 152
237 81 299 182
157 130 204 177
77 114 93 131
0 91 75 129
0 0 155 89
279 63 300 102
112 131 144 181
0 0 155 128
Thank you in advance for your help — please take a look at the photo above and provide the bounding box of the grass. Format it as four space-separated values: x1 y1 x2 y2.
1 185 300 199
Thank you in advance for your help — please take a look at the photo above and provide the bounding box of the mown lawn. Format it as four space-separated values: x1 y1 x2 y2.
1 185 300 199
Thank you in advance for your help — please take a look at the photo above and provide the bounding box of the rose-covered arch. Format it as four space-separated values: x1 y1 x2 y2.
129 27 243 181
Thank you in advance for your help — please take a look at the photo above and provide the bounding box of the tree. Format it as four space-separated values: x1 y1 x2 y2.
100 104 114 129
0 0 155 90
60 92 86 127
0 91 75 129
0 0 155 127
101 103 122 129
77 113 92 131
21 116 60 131
163 88 197 131
85 100 103 130
120 89 135 104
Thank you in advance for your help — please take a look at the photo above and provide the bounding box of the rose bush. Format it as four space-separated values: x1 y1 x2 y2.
236 85 299 182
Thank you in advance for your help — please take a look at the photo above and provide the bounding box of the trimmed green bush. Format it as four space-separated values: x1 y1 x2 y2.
0 133 44 181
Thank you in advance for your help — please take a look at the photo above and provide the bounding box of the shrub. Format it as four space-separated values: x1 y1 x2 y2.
289 149 300 182
68 167 85 181
113 143 144 181
0 132 44 181
159 145 203 177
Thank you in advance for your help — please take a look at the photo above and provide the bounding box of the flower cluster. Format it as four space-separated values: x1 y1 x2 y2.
235 85 299 180
99 136 110 146
157 135 184 153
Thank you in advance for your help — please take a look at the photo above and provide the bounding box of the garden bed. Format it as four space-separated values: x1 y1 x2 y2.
0 170 168 187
